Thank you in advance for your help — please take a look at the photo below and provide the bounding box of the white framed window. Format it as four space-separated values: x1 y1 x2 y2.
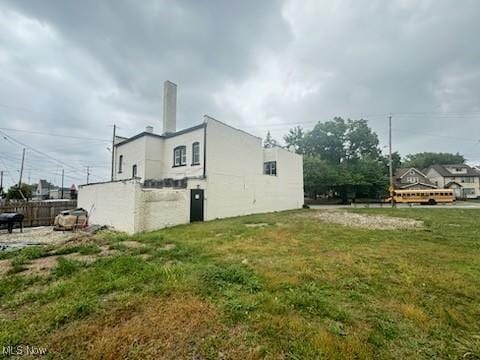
192 142 200 165
173 146 187 167
132 164 137 178
264 161 277 176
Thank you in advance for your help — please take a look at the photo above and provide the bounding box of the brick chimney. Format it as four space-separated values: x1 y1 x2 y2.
163 80 177 134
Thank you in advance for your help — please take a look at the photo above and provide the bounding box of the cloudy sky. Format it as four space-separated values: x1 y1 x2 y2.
1 0 480 188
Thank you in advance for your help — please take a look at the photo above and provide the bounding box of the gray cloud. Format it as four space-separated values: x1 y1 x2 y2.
0 0 479 188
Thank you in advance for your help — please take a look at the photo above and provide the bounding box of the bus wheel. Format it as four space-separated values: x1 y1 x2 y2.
428 199 437 205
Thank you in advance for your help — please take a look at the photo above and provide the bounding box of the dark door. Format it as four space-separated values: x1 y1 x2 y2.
190 189 204 222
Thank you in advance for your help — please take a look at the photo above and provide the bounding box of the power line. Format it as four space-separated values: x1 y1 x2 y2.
0 130 108 181
0 127 110 142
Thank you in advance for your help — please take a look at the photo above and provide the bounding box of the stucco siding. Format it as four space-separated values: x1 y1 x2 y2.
78 181 139 233
137 189 189 232
144 136 165 180
79 178 208 233
162 127 204 179
115 137 147 181
204 118 303 221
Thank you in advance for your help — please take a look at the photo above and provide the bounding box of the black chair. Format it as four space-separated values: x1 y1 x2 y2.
0 213 24 233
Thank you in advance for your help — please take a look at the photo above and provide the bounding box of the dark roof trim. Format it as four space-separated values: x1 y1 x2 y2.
115 123 206 147
398 182 437 189
204 115 263 141
428 164 480 177
398 167 427 179
444 181 462 188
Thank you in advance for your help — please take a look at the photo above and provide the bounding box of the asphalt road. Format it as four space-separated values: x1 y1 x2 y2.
309 201 480 209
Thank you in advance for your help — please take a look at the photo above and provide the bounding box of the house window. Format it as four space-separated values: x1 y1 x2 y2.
132 164 137 178
461 177 474 183
118 155 123 173
264 161 277 176
173 146 187 167
192 142 200 165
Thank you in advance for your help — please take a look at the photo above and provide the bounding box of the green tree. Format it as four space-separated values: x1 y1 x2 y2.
6 184 32 200
283 126 305 153
263 131 279 148
286 117 386 202
381 151 402 174
304 117 347 163
345 119 380 161
303 156 339 197
403 152 465 169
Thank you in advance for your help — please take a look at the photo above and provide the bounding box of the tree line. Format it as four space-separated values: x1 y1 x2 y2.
264 117 465 202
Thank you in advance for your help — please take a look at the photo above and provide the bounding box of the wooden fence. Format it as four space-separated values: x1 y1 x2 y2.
0 200 78 227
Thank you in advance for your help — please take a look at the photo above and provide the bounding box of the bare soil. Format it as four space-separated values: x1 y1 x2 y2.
24 256 59 276
313 210 424 230
0 226 82 252
245 223 269 228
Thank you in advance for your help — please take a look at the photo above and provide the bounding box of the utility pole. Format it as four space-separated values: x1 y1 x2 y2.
18 148 25 187
111 124 116 181
86 166 90 184
61 169 64 199
388 115 394 208
0 170 3 197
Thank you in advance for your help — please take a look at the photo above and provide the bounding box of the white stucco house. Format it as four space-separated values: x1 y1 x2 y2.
78 81 304 233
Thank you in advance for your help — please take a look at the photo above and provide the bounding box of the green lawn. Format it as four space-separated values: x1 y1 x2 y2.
1 209 479 359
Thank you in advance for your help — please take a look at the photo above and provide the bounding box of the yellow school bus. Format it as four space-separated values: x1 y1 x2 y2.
387 189 455 205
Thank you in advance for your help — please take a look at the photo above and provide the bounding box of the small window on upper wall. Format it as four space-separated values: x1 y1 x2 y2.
118 155 123 173
264 161 277 176
192 142 200 165
173 146 187 167
132 164 137 178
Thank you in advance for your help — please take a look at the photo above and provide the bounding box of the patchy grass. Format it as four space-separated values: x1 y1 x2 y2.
0 208 479 359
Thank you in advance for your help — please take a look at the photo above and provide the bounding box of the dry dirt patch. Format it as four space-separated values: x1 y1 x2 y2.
47 296 257 359
0 259 10 275
245 223 269 228
24 256 59 276
122 240 146 248
314 210 424 230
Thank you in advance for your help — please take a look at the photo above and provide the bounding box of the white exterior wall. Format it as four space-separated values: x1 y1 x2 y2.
78 181 139 233
137 189 189 232
204 118 303 220
115 137 147 181
78 179 208 234
162 128 204 179
144 136 165 180
114 127 205 182
86 118 304 233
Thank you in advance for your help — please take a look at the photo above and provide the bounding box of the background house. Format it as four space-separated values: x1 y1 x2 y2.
49 185 77 200
32 179 55 200
394 168 437 190
425 164 480 199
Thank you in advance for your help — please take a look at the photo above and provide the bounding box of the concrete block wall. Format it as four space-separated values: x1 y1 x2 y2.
79 179 207 234
137 189 189 232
